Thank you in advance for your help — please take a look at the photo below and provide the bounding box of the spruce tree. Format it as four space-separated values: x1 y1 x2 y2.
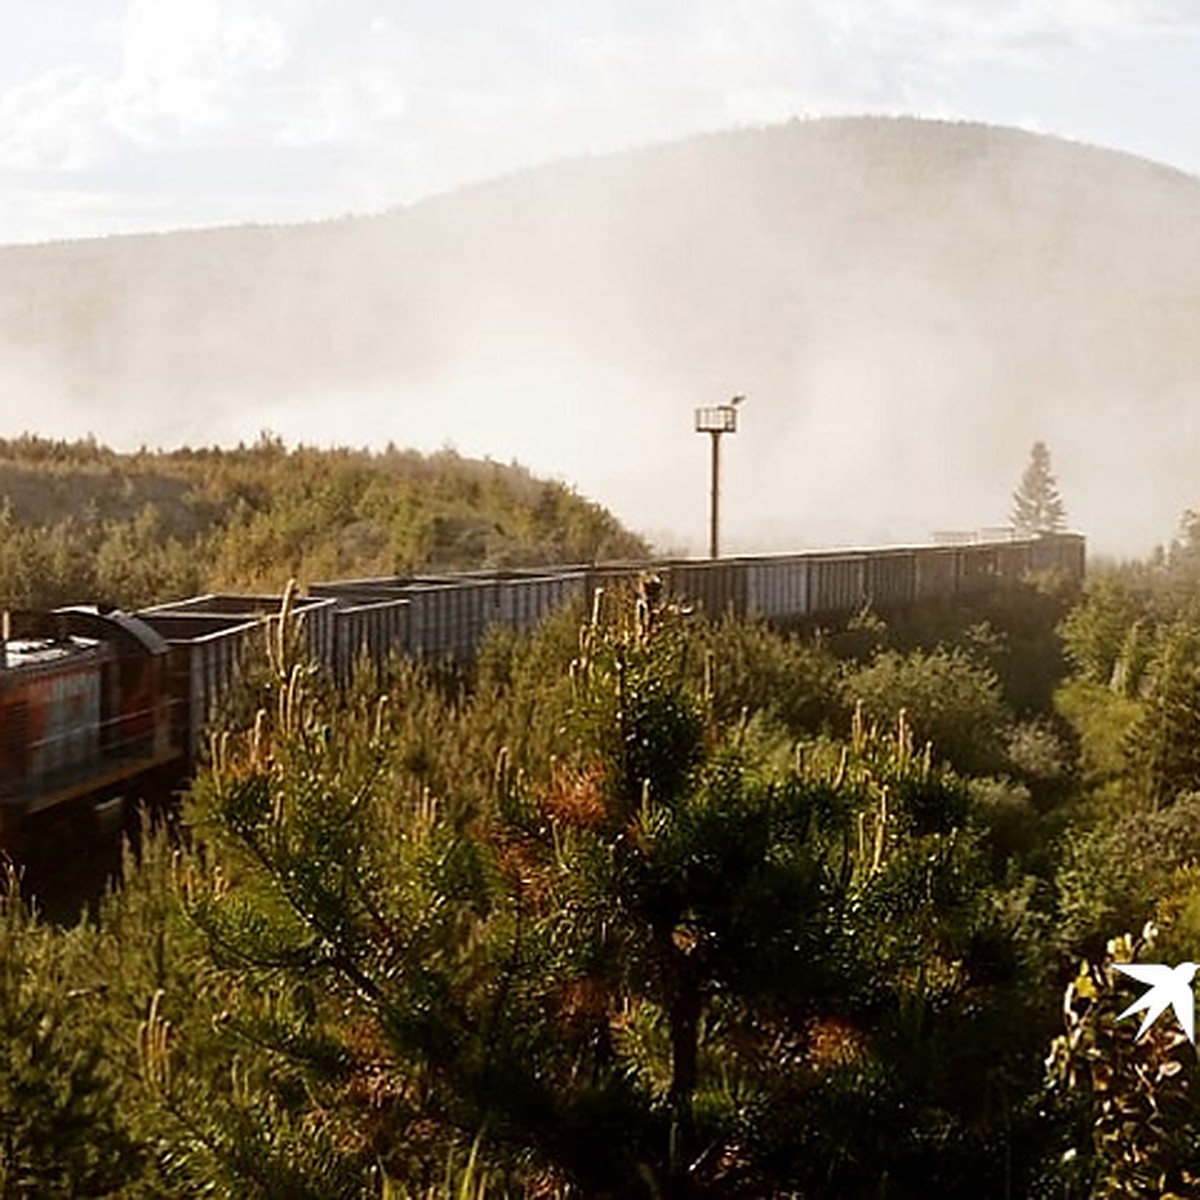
1011 441 1067 535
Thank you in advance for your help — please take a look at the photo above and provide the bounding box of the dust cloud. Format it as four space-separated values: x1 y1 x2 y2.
1 117 1199 558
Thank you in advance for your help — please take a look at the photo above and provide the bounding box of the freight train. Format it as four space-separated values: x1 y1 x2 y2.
0 531 1084 850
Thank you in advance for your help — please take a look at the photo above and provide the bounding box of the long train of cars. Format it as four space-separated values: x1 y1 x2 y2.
0 531 1084 850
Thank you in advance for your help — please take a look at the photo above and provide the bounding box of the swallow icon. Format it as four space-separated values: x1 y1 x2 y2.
1114 962 1197 1043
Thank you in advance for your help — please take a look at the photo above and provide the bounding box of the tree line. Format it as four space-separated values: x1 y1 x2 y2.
0 434 647 613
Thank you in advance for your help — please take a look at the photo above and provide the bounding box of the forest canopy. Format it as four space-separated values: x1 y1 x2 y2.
0 433 648 611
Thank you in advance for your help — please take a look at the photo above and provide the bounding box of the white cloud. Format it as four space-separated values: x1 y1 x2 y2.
0 68 112 171
0 1 299 172
837 0 1200 64
119 0 290 85
1 0 1199 242
112 0 292 140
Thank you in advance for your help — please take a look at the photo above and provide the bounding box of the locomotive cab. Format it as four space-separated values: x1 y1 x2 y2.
0 608 177 841
0 627 112 798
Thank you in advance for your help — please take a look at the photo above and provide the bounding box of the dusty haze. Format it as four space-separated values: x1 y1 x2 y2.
1 116 1198 557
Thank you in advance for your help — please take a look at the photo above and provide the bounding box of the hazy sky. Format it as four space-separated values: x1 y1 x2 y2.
2 1 1199 245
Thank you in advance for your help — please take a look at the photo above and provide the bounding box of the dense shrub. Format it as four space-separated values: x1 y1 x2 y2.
842 645 1010 776
0 868 142 1195
1055 792 1200 960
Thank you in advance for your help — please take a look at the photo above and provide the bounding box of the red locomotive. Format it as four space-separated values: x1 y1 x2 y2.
0 608 179 854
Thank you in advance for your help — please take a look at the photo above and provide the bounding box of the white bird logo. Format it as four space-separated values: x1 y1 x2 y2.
1114 961 1197 1043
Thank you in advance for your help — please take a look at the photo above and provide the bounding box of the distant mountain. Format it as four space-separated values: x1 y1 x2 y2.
3 116 1199 555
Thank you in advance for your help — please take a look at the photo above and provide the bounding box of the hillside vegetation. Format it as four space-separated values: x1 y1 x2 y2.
0 434 647 611
12 502 1200 1192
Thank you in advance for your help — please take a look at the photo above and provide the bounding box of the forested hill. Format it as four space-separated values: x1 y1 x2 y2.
0 436 647 611
3 117 1200 552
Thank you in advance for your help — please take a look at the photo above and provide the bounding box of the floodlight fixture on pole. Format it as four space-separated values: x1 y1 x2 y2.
695 395 744 559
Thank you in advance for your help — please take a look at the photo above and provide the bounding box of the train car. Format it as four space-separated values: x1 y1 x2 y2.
1 631 109 802
135 612 263 760
661 559 747 621
913 545 959 600
1029 532 1086 577
318 567 591 663
499 572 587 635
742 553 810 621
140 594 338 671
580 562 648 616
809 552 868 616
995 539 1032 582
1 608 177 848
865 549 917 610
415 568 589 643
311 578 421 674
955 543 1000 596
138 593 339 759
407 581 487 661
314 575 491 664
333 598 411 684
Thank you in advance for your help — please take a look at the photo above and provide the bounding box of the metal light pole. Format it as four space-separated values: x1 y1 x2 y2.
694 396 744 559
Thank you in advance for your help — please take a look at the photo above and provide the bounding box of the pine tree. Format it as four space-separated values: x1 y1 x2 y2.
172 589 1008 1196
0 865 143 1194
1011 441 1067 535
1131 620 1200 805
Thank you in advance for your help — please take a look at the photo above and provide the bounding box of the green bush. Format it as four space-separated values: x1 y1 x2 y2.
842 646 1010 777
1055 793 1200 959
0 867 141 1196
